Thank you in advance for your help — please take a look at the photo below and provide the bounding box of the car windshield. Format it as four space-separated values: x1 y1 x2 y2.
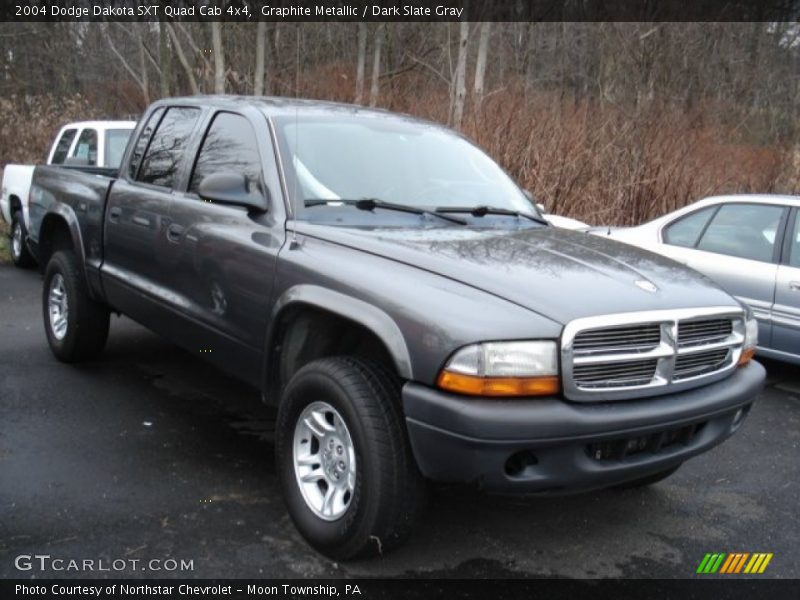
273 115 539 222
105 128 134 168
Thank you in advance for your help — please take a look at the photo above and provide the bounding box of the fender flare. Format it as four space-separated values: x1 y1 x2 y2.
39 203 87 272
265 284 414 383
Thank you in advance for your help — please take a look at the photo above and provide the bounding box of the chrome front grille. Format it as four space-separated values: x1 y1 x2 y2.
562 307 745 401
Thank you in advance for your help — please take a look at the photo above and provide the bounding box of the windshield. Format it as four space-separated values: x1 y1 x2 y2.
105 128 134 168
273 115 538 221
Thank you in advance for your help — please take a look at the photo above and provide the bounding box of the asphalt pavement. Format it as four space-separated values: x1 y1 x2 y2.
1 262 798 579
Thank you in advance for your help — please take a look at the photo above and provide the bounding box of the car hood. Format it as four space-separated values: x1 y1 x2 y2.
297 223 739 324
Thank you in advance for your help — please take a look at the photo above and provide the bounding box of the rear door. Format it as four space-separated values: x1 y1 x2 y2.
159 109 284 385
659 202 787 346
102 106 202 323
772 208 800 360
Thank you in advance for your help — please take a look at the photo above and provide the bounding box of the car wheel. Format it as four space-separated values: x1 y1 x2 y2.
10 210 35 268
42 250 110 362
276 356 425 559
614 464 681 489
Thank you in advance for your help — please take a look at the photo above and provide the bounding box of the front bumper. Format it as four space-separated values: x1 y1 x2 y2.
403 361 765 493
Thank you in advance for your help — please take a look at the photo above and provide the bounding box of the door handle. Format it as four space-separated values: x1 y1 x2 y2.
789 281 800 291
108 207 121 223
167 224 185 242
132 215 151 227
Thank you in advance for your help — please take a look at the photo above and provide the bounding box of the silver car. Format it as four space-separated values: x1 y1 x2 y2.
599 194 800 365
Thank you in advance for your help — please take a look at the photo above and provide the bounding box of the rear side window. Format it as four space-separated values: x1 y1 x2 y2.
696 203 785 263
51 128 77 164
188 112 264 195
663 206 716 248
105 128 133 169
137 107 200 188
789 212 800 268
72 128 98 165
128 108 164 179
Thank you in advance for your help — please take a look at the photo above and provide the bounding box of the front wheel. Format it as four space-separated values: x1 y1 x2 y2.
42 250 110 362
10 210 35 268
275 357 425 559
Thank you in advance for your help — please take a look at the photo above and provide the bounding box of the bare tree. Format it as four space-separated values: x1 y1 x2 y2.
369 24 384 107
166 24 199 95
473 22 491 106
451 21 470 127
354 23 368 104
254 21 267 96
158 22 171 97
211 21 225 94
102 24 150 104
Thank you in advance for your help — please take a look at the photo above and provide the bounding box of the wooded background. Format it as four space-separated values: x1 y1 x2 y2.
1 21 799 225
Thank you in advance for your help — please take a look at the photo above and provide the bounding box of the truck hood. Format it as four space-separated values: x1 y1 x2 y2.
297 223 740 325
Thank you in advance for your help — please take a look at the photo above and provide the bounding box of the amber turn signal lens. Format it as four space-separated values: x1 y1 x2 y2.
437 371 561 397
737 347 756 366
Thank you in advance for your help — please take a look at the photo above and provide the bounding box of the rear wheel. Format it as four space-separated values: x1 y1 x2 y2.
42 250 110 362
10 210 35 268
276 356 425 559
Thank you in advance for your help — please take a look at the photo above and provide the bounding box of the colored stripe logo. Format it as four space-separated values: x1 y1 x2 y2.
697 553 773 574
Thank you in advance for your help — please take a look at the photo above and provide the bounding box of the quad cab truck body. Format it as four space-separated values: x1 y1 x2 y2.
27 97 765 559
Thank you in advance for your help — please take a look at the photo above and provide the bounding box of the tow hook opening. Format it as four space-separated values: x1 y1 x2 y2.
505 450 539 477
731 405 751 431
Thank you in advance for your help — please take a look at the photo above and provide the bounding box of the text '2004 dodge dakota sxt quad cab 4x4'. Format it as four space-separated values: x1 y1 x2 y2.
27 97 765 559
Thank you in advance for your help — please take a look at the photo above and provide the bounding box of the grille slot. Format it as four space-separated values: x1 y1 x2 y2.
562 308 744 401
573 324 661 354
574 359 658 388
674 348 730 380
586 422 707 461
678 318 732 348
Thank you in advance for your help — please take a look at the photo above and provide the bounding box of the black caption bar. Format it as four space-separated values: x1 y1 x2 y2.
1 0 798 22
2 579 798 600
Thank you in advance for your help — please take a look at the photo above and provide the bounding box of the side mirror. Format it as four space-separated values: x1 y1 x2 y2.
198 172 268 212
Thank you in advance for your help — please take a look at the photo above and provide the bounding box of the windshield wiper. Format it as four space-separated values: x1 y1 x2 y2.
304 198 467 225
436 205 549 225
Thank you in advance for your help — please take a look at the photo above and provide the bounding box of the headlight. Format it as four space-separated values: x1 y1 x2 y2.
738 314 759 366
437 341 560 397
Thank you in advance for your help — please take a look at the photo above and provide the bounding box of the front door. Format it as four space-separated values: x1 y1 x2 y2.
772 209 800 360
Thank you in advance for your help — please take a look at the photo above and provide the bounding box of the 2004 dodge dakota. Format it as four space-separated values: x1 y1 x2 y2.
26 96 765 559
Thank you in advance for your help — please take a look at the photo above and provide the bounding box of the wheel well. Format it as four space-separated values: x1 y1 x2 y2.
38 216 74 269
9 195 22 215
265 305 398 403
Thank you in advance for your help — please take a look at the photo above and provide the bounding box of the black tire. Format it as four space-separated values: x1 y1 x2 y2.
614 464 681 490
42 250 110 362
276 356 425 559
10 210 35 268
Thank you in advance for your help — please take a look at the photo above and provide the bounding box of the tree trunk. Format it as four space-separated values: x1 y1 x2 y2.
254 21 266 96
211 22 225 94
368 24 384 107
473 22 491 105
355 23 367 104
451 21 469 128
166 24 199 95
158 22 171 97
138 37 150 104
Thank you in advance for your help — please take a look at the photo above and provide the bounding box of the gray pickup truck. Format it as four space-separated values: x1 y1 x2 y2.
27 96 765 559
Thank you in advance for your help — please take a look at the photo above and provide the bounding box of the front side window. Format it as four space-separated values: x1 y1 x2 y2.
72 128 98 165
696 203 785 263
51 128 77 164
137 107 200 188
189 112 263 195
105 128 133 169
663 206 716 248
